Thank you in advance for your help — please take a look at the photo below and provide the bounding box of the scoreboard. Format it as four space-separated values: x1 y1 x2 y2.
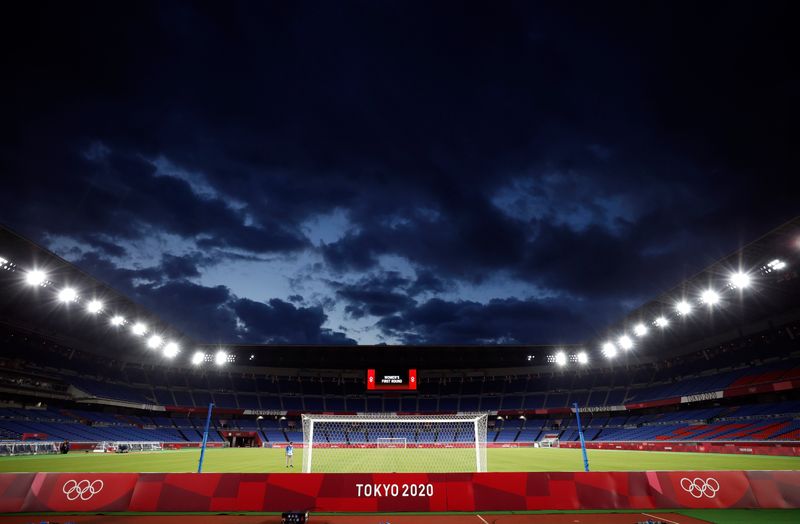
366 369 417 391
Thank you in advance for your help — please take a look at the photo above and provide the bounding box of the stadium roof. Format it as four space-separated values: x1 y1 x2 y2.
1 217 799 370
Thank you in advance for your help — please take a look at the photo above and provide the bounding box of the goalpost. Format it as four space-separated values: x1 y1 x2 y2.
376 437 406 448
92 441 163 453
302 413 488 473
539 434 560 448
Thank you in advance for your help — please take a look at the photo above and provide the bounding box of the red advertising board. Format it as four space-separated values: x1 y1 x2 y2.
2 471 799 513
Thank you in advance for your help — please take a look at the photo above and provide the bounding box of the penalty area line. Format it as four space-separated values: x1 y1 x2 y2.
476 515 490 524
641 512 680 524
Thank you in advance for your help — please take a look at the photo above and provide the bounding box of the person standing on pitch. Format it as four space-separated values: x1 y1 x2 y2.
285 441 294 468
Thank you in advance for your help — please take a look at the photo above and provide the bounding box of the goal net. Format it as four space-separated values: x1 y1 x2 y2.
376 437 406 448
302 413 488 473
539 434 560 448
0 441 59 456
92 441 164 453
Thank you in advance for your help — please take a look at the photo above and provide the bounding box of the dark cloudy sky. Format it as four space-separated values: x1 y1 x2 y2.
1 1 797 345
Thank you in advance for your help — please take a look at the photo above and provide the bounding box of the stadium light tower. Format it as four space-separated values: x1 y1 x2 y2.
675 300 692 316
25 269 47 286
57 288 78 303
602 342 617 358
147 334 163 349
700 289 720 306
654 316 669 328
86 299 103 314
633 323 648 337
163 341 180 358
729 271 751 289
131 322 148 336
618 335 633 351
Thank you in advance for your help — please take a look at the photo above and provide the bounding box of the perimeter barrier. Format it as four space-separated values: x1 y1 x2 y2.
1 471 798 513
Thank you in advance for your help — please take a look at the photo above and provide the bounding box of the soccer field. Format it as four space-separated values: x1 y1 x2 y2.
1 447 799 473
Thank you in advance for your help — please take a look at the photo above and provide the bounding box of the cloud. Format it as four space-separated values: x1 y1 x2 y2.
71 253 355 344
334 272 417 320
1 1 797 345
377 297 607 345
232 297 356 345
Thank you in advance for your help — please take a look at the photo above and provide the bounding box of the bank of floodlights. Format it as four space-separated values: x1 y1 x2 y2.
654 316 669 328
0 256 15 271
576 351 588 364
191 351 205 365
675 300 692 316
131 322 148 336
110 315 126 327
617 335 633 351
86 299 103 314
729 272 751 289
146 334 163 349
633 323 648 337
215 350 228 366
700 289 720 306
25 269 47 287
57 287 78 303
163 341 180 358
602 342 617 358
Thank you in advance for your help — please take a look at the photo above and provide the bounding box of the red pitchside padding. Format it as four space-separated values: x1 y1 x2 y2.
1 471 799 513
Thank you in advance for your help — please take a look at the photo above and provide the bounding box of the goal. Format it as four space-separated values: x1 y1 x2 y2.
301 413 488 473
539 434 560 448
92 441 164 453
376 437 406 448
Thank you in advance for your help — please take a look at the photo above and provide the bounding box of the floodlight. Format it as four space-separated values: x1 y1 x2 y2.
110 315 125 327
147 334 163 349
768 259 787 270
577 351 588 364
57 288 78 303
633 323 648 337
163 341 179 358
86 299 103 314
654 316 669 328
618 335 633 350
675 301 692 315
131 323 148 336
729 272 751 289
602 342 617 358
215 350 228 366
554 351 567 366
700 289 720 305
191 351 205 365
25 270 46 286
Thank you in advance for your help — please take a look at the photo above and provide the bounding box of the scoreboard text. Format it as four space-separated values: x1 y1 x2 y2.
366 369 417 391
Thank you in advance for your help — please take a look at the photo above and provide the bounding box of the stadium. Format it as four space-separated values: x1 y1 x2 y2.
1 218 800 523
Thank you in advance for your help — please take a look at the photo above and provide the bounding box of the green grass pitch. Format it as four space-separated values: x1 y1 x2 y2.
1 447 799 473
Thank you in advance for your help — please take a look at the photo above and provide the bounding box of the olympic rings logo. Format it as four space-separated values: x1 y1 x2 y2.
62 479 104 501
680 477 720 498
